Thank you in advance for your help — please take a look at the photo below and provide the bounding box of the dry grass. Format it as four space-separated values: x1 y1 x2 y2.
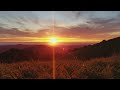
0 55 120 79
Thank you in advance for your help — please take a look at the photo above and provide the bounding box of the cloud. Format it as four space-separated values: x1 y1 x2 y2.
0 27 31 36
71 11 92 19
0 11 120 42
0 24 120 42
0 27 52 38
49 25 120 40
88 18 115 24
86 17 120 32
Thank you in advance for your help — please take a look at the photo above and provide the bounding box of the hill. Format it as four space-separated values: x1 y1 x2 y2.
71 37 120 60
0 44 31 54
0 44 83 63
0 45 53 63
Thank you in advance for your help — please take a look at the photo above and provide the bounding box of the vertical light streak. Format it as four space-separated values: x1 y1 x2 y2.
52 45 55 79
52 11 56 79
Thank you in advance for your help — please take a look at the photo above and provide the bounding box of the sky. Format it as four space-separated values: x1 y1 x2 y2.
0 11 120 43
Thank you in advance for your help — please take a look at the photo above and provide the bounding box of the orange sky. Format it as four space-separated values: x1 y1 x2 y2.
0 11 120 43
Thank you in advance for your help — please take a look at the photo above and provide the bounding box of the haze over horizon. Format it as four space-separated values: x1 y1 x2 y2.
0 11 120 43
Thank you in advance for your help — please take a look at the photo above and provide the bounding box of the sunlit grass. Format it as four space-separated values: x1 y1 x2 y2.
0 55 120 79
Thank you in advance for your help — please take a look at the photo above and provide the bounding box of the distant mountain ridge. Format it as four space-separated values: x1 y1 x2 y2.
0 37 120 63
0 45 53 63
0 44 82 63
0 44 31 54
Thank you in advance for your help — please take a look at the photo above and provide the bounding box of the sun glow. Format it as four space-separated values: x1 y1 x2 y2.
48 37 58 46
31 37 100 43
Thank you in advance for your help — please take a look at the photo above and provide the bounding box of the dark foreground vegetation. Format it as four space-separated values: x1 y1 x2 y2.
0 55 120 79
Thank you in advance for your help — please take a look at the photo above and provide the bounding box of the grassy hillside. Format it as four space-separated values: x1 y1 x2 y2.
0 55 120 79
71 37 120 60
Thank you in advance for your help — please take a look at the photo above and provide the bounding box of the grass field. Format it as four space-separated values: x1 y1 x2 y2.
0 55 120 79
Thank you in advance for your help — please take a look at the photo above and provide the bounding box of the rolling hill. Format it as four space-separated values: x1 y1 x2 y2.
0 44 82 63
71 36 120 60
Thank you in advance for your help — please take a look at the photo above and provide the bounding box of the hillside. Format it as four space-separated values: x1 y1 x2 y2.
71 37 120 60
0 44 30 54
0 45 82 63
0 45 53 63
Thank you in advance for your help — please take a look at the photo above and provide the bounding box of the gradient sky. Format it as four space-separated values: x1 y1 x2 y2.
0 11 120 43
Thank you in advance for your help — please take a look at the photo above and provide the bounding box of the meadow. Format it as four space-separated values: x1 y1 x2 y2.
0 55 120 79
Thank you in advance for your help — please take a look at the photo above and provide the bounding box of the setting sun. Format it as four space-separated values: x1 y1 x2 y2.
48 37 58 46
